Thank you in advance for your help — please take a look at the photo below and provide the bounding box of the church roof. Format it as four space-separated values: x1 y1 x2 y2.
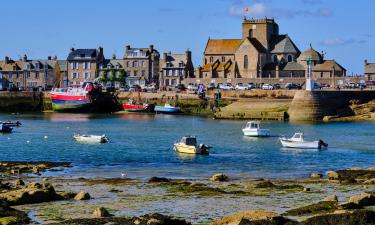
299 46 322 61
247 38 266 53
270 35 300 54
204 39 242 55
281 62 305 71
314 60 346 71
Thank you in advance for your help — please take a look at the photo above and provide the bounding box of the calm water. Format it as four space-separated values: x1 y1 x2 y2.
0 113 374 179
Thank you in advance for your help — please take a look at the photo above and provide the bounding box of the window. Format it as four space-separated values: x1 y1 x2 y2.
35 72 39 79
142 61 145 67
210 57 213 63
133 61 138 67
71 62 78 69
205 58 207 64
16 73 19 79
9 73 12 79
85 72 90 79
221 56 225 62
249 29 253 38
126 70 130 76
273 55 278 63
35 63 40 70
287 55 293 62
84 62 90 70
126 61 130 67
72 72 78 79
16 82 20 87
116 71 120 78
321 72 323 78
141 70 145 76
244 55 248 69
27 64 31 70
134 70 138 76
26 72 30 78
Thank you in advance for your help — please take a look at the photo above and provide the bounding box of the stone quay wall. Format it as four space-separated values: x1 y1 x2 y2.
0 91 45 112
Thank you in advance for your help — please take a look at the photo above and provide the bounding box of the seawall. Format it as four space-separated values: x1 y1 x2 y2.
288 90 375 121
0 92 45 112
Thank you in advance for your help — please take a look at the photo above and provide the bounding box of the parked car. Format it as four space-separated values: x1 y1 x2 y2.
313 82 322 90
218 83 235 90
320 83 330 89
143 84 157 92
247 83 256 90
262 84 274 90
345 82 356 89
129 85 142 92
235 83 248 90
285 83 301 90
273 84 281 89
207 83 216 90
119 85 130 92
187 84 197 92
175 84 187 91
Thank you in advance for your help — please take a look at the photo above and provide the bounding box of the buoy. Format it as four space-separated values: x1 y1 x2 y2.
44 136 48 139
26 140 30 143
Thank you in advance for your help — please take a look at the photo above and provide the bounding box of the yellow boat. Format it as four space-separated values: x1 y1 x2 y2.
173 136 209 155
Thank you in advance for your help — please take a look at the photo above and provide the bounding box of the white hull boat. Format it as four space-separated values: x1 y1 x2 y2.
242 121 270 137
279 133 327 149
73 134 109 144
173 136 209 155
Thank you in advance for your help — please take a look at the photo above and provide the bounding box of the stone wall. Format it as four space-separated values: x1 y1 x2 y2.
0 92 45 112
288 90 375 121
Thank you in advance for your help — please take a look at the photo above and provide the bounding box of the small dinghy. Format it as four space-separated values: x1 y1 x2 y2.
279 133 328 149
242 121 270 137
174 136 209 155
1 121 21 127
73 134 109 144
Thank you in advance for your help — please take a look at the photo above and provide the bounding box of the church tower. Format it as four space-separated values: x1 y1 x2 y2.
242 17 279 50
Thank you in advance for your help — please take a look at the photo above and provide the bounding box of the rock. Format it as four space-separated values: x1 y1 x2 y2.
363 178 375 185
27 182 42 189
348 192 375 206
303 187 311 192
210 210 294 225
74 191 91 200
92 207 112 217
323 195 338 202
57 191 77 200
254 181 275 188
210 173 229 182
32 166 40 174
337 202 363 210
298 209 375 225
310 173 323 179
15 178 25 187
148 177 170 183
340 178 357 184
326 171 340 180
283 201 338 216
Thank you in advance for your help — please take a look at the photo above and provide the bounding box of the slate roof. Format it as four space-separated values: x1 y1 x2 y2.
160 53 187 68
365 63 375 74
105 59 123 69
67 49 98 61
281 62 305 71
270 35 300 54
204 39 242 55
23 60 56 70
58 60 67 71
298 47 322 61
314 60 346 71
0 60 23 71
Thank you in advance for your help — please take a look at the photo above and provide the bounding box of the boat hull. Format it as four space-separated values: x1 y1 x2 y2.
73 135 108 144
155 106 181 114
173 143 208 155
279 138 320 149
242 128 270 137
51 94 91 111
122 103 153 113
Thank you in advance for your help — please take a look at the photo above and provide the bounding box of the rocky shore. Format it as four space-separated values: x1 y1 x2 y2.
2 162 375 224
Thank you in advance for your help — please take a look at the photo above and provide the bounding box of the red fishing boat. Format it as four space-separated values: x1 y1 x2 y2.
122 99 153 113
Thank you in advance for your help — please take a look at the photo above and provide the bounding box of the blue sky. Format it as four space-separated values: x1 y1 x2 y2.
0 0 374 74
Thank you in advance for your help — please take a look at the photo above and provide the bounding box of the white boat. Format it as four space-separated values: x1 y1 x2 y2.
279 133 327 149
73 134 109 144
242 121 270 137
173 136 209 155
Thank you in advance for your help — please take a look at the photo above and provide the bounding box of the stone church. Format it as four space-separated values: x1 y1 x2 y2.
197 17 346 84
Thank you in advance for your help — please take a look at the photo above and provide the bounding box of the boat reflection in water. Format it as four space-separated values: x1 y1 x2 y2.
119 113 155 121
44 113 92 122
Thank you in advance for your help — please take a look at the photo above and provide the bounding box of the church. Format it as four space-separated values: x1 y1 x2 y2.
197 17 346 85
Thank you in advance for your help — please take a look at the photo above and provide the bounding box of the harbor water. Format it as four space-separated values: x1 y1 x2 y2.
0 113 374 179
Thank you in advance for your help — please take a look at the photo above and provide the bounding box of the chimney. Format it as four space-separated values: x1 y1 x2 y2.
112 54 116 60
163 52 168 61
126 45 131 50
98 46 103 54
365 59 368 65
186 50 192 61
22 54 28 62
70 48 75 52
53 56 58 60
4 56 9 64
47 56 52 60
150 45 154 52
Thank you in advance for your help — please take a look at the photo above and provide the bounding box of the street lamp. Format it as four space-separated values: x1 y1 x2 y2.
302 57 315 91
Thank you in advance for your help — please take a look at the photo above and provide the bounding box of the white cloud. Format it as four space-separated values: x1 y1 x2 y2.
319 38 366 46
228 1 333 19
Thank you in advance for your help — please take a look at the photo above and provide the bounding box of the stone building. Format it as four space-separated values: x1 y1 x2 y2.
99 54 126 88
123 45 160 86
159 50 194 89
364 60 375 80
198 17 346 85
0 55 61 90
66 47 105 86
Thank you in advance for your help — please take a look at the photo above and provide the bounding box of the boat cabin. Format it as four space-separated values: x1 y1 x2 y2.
245 121 260 129
291 133 304 142
180 136 197 146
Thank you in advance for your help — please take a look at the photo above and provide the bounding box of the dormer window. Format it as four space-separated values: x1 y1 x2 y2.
35 63 40 70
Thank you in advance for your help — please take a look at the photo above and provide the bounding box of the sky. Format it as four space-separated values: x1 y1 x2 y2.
0 0 374 74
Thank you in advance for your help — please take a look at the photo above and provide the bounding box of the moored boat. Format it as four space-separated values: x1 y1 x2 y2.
242 121 270 137
173 136 209 155
279 133 328 149
154 104 181 114
1 121 21 127
122 99 154 113
51 82 96 111
73 134 109 144
0 124 13 133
